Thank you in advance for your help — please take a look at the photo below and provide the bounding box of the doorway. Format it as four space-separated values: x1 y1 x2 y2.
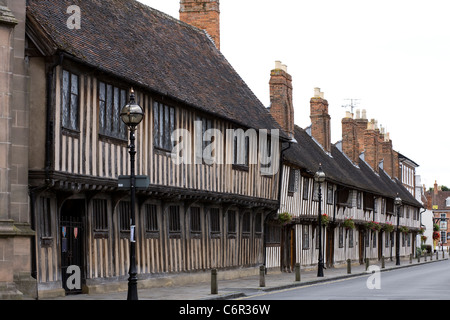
60 199 85 294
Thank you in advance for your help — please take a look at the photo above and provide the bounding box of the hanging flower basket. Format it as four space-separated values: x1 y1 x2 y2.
433 223 440 232
399 226 409 234
278 212 293 225
421 235 427 242
343 218 355 230
383 222 394 233
433 231 440 240
366 221 381 231
418 227 425 235
321 214 330 226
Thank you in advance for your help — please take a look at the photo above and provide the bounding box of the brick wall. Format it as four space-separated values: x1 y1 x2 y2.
180 0 220 50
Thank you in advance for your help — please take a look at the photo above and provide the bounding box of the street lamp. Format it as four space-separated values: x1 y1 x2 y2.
315 164 326 277
394 193 402 266
120 88 144 300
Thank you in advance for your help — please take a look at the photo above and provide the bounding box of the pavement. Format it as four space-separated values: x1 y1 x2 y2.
42 252 448 300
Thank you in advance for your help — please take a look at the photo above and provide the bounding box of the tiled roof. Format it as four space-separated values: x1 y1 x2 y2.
27 0 284 134
285 125 422 207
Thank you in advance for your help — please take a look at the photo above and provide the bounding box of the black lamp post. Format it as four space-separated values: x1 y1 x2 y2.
315 164 326 277
120 88 144 300
394 193 402 266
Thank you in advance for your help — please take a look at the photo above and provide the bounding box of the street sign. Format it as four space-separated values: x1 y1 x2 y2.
118 175 150 189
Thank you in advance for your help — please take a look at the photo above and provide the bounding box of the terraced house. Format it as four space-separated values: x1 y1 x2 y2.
266 65 423 271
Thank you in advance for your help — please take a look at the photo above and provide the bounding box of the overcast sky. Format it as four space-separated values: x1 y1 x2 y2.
138 0 450 190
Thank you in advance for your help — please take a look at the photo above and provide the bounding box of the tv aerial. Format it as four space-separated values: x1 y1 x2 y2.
341 99 361 114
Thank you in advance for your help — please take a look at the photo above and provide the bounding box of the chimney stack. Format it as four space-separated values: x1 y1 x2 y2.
269 61 294 138
180 0 220 50
310 88 331 152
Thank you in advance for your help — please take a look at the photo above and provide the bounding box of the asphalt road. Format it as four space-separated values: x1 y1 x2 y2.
242 258 450 300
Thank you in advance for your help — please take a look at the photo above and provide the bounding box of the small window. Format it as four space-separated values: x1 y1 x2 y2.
302 177 309 200
446 197 450 207
190 207 201 234
119 201 130 235
348 229 354 248
145 204 158 233
287 168 299 194
327 185 334 204
169 205 181 236
93 199 108 238
210 208 220 236
62 70 79 131
302 225 309 249
227 210 236 235
154 101 176 151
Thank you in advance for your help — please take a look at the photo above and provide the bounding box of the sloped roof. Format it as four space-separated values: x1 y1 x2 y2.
284 125 422 207
26 0 284 135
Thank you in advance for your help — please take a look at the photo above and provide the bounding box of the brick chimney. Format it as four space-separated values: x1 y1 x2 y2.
269 61 294 138
341 112 359 163
180 0 220 50
363 119 380 172
310 88 331 152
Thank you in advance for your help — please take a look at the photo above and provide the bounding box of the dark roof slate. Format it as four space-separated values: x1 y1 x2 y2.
27 0 284 134
285 125 422 207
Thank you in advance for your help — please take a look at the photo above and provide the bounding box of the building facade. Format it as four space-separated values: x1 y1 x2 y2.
426 181 450 250
265 65 423 271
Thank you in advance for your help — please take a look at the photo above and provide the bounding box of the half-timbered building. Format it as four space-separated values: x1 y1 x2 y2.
25 0 288 297
266 65 423 271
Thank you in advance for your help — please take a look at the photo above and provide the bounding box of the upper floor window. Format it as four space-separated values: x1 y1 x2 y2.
287 168 299 194
62 70 79 131
98 81 128 140
446 197 450 207
154 101 175 151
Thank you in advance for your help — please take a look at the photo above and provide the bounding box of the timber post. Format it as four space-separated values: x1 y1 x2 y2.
347 259 351 274
211 269 218 294
295 263 301 282
259 265 265 287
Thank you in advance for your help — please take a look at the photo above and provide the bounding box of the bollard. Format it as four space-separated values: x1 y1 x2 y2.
365 258 369 271
295 263 301 282
211 269 218 295
443 251 445 260
381 256 385 269
410 254 412 264
259 265 265 287
436 252 439 260
347 259 351 274
430 251 433 261
418 254 420 263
